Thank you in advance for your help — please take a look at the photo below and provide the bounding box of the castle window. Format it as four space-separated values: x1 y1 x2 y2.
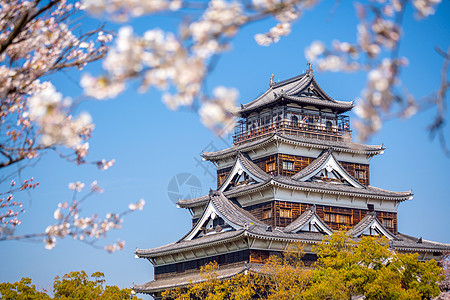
324 213 350 224
280 208 291 218
356 169 366 179
266 162 276 172
382 218 393 228
282 161 294 170
263 209 272 219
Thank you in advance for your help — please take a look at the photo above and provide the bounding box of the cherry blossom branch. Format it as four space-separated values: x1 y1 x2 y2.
0 180 145 253
0 0 113 178
80 0 447 148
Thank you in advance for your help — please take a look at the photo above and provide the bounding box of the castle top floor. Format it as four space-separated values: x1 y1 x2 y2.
232 65 354 145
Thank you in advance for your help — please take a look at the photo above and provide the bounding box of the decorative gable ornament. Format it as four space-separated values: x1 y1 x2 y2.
219 153 269 192
295 150 364 188
348 212 397 240
295 215 333 235
283 207 333 235
184 201 234 241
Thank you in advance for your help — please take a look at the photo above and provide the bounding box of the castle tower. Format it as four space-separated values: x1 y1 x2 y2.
133 66 450 298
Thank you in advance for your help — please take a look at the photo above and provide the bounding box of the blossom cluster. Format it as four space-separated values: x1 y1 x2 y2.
304 0 441 140
80 0 320 134
104 240 126 253
82 0 181 21
0 178 38 238
43 181 145 251
253 0 314 46
199 86 238 133
27 83 94 149
0 0 111 172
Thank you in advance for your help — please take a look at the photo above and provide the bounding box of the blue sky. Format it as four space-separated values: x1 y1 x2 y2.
0 1 449 298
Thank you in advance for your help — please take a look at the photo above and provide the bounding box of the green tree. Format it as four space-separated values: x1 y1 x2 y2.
162 262 266 300
305 231 444 300
166 232 444 300
0 271 141 300
0 277 51 300
52 271 140 300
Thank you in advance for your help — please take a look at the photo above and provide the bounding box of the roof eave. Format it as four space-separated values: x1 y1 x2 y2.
202 136 385 162
271 180 412 201
135 230 246 258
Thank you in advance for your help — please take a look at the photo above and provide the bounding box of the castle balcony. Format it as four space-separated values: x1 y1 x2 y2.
233 114 351 145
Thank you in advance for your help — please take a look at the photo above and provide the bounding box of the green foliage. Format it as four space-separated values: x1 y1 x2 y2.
1 271 141 300
305 231 444 300
0 277 51 300
163 245 313 300
163 262 266 300
167 232 444 300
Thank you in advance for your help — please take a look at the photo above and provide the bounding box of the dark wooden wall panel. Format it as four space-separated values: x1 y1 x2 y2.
246 201 397 234
217 153 370 186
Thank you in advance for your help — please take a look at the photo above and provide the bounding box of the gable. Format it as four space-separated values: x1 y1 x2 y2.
184 201 237 241
219 155 267 192
283 207 333 235
348 213 397 240
299 153 364 188
356 219 396 240
294 215 333 235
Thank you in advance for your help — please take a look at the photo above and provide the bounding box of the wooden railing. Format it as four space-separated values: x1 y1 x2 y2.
233 120 351 144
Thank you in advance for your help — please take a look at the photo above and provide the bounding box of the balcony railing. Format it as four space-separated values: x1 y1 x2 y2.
233 120 351 145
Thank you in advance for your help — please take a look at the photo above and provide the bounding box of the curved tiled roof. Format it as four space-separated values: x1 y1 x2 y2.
291 148 365 188
235 70 354 116
178 180 270 208
283 207 316 233
201 133 384 161
178 190 265 242
291 149 332 180
283 206 333 234
218 152 271 190
237 152 271 181
283 95 353 110
133 263 264 294
274 177 412 200
391 233 450 252
179 176 412 209
135 229 245 257
347 211 397 240
209 191 264 227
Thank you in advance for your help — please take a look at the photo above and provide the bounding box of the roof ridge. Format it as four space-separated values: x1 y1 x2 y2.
283 206 333 234
272 73 307 88
291 148 332 180
211 191 264 226
367 186 413 196
347 212 397 240
237 152 271 180
202 133 384 161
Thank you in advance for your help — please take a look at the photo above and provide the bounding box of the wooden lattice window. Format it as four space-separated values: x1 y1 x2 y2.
263 209 272 219
324 213 350 224
266 162 276 172
282 161 294 171
280 208 291 218
382 218 393 228
356 169 366 179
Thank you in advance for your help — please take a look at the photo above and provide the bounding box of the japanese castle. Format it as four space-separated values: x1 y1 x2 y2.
133 64 450 298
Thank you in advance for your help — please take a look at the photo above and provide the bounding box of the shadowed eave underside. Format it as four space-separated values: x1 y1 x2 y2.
201 133 385 161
